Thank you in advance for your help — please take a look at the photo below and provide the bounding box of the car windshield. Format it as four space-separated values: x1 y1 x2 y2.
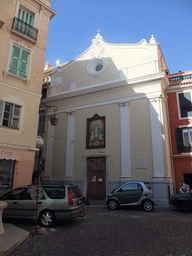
144 182 152 190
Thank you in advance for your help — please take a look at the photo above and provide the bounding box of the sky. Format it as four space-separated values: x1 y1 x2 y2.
45 0 192 74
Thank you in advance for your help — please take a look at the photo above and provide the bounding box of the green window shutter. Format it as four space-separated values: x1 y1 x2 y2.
18 7 34 25
0 100 5 126
9 45 30 78
175 128 184 153
26 12 34 26
19 48 30 78
18 7 24 20
11 105 21 129
9 45 21 76
29 13 34 26
38 115 45 132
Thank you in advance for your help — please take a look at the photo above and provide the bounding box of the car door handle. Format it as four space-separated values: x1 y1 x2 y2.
13 202 17 204
38 202 42 204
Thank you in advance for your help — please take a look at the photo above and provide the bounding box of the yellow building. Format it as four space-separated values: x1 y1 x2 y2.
42 32 174 206
0 0 56 194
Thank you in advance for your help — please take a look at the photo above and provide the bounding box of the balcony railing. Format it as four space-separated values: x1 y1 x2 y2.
12 17 38 41
170 74 192 82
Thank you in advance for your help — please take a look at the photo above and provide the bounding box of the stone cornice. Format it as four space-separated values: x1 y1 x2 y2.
34 0 56 18
0 143 39 151
167 83 192 93
45 72 166 103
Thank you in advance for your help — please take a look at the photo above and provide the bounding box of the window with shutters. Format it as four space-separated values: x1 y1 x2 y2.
178 92 192 119
9 45 30 79
0 101 21 129
176 127 192 153
18 7 34 26
11 5 38 42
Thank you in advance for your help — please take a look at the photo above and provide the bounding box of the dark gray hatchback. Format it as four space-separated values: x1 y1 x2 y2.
0 184 84 227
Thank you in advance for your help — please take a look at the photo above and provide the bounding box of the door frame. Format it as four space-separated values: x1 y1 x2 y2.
82 153 109 199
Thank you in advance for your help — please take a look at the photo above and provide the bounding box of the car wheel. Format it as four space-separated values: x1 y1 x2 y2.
39 210 55 227
142 200 154 212
181 203 189 211
108 200 119 210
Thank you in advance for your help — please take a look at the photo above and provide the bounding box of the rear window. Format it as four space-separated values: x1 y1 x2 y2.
144 182 152 190
43 186 65 199
68 186 82 198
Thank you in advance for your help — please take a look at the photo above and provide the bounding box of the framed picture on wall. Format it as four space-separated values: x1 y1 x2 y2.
86 114 105 149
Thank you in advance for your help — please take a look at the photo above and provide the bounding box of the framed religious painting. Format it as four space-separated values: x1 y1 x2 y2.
86 114 106 149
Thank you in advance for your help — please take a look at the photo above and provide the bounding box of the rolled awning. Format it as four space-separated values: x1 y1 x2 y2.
0 156 20 161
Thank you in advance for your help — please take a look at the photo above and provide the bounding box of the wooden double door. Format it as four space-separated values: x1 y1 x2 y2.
87 157 106 200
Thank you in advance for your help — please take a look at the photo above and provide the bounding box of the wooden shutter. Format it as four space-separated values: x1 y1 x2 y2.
38 115 45 132
9 45 21 76
18 7 34 35
175 128 184 153
11 105 21 129
0 100 5 126
19 48 29 78
18 7 34 25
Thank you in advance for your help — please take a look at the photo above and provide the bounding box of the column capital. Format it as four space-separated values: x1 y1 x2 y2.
119 102 130 107
148 95 162 102
120 177 133 181
67 110 76 116
148 94 167 104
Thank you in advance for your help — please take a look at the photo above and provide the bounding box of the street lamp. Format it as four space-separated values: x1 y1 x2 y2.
40 102 59 125
50 113 59 126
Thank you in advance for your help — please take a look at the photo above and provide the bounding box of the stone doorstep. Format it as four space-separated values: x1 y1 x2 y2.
0 223 30 256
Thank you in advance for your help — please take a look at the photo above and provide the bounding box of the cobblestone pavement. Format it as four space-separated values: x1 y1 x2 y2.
5 205 192 256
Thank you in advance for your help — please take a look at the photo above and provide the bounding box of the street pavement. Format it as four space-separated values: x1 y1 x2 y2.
4 203 192 256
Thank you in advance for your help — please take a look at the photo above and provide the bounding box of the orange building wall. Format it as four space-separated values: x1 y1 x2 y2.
0 146 36 189
167 74 192 192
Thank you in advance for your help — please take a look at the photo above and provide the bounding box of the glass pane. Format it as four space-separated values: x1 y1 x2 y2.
69 186 82 198
183 131 190 147
121 183 138 191
2 188 25 200
2 119 8 127
43 186 65 199
190 130 192 145
4 104 11 112
3 112 10 119
179 92 192 118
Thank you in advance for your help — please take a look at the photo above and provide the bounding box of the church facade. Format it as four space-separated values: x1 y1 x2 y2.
43 32 174 205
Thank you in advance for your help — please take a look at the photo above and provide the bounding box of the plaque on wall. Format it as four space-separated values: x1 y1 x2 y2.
86 114 105 149
137 157 147 169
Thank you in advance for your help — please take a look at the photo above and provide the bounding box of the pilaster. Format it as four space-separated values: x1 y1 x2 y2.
149 97 166 179
65 111 76 178
119 102 132 180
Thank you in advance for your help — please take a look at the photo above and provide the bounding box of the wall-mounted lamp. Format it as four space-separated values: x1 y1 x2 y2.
40 102 59 126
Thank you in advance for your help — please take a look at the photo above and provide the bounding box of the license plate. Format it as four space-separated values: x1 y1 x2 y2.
77 199 82 205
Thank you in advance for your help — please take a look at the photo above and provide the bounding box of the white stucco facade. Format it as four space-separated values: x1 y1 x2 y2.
43 32 174 205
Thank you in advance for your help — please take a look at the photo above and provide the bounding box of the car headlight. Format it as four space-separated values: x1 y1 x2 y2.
108 193 112 197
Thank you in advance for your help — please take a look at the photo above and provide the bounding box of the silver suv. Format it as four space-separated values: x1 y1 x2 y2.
0 184 84 226
106 182 154 211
